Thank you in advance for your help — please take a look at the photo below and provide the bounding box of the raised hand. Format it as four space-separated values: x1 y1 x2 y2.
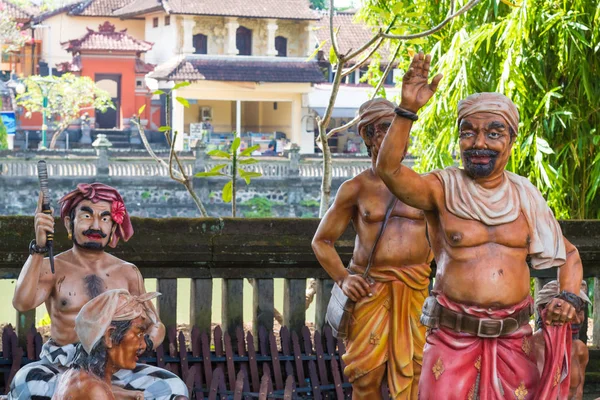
400 52 443 113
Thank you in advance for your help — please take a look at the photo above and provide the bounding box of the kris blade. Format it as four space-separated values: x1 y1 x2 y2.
37 161 54 273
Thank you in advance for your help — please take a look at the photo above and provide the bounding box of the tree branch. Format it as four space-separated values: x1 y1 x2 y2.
383 0 482 40
131 119 185 182
329 0 341 61
341 36 384 78
326 41 402 140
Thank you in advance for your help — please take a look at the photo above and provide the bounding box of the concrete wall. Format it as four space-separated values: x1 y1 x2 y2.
0 175 345 218
144 12 178 65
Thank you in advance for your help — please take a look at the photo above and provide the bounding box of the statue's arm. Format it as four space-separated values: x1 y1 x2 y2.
558 237 583 295
13 255 55 311
311 179 358 286
376 52 443 211
544 236 584 325
13 193 56 311
129 264 165 349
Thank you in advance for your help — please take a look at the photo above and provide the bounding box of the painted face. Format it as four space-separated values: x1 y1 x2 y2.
107 316 148 370
458 112 514 179
67 200 116 251
365 117 394 159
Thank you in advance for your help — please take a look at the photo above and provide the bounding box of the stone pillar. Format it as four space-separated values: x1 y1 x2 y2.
182 16 196 55
92 134 112 177
266 19 278 57
172 90 186 151
305 21 317 57
286 144 302 216
225 17 239 56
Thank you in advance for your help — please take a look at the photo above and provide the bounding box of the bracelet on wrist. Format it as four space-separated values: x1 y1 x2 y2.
29 239 48 255
555 290 584 312
394 106 418 121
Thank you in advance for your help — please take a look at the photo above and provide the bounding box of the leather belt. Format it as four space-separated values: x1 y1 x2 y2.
421 296 533 338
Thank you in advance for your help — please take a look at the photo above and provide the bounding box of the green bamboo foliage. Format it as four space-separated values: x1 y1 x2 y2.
361 0 600 218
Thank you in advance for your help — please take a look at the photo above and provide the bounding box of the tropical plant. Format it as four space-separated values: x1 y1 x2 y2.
16 74 113 149
313 0 483 216
0 8 28 55
194 136 262 217
133 82 209 217
360 0 600 219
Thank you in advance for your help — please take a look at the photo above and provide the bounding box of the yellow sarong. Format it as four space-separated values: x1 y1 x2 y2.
342 263 431 399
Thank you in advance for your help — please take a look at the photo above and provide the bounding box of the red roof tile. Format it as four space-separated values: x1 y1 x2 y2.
149 55 326 83
0 0 34 21
62 21 153 53
68 0 132 17
114 0 320 20
315 11 392 65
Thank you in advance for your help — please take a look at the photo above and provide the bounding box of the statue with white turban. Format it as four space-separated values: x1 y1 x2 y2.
52 289 187 400
313 98 433 399
376 52 583 399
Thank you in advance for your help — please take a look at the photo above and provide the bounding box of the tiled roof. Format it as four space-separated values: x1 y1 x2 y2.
0 0 35 21
135 58 155 73
68 0 132 17
62 21 153 53
56 55 82 72
114 0 320 20
315 11 392 65
149 55 326 83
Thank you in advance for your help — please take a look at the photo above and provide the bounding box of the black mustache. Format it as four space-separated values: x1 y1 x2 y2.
82 229 107 238
463 149 499 158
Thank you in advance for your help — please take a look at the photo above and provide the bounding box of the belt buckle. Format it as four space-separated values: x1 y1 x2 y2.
477 318 503 338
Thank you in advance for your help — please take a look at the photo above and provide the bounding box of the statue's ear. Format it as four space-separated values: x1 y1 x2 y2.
64 215 71 236
104 326 115 349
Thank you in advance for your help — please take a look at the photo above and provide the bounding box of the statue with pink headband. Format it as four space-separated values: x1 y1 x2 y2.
10 183 188 400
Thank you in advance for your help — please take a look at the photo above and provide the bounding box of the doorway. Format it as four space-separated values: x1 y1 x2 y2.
95 74 121 129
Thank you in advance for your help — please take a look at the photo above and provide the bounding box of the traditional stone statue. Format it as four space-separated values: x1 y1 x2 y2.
376 52 583 399
532 280 590 400
312 98 433 399
10 183 188 400
52 289 162 400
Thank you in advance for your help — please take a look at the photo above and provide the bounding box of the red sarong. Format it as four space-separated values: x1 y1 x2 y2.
419 294 571 400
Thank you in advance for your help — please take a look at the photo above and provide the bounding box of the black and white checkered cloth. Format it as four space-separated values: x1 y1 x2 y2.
8 339 188 399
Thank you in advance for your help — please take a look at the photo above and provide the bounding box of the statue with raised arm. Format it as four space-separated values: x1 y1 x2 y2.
53 289 162 400
312 98 433 399
376 52 583 399
10 183 188 400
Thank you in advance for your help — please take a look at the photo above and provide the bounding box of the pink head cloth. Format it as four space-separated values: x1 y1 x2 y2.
75 289 161 354
457 92 520 135
59 183 133 248
356 98 396 140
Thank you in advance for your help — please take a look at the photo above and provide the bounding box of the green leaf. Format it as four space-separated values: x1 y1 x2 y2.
305 39 328 62
210 163 229 172
176 97 189 108
158 126 170 132
536 136 555 155
153 90 165 95
231 137 241 153
207 150 232 159
222 181 233 203
239 158 259 165
329 45 338 65
138 104 146 115
194 171 226 178
172 82 191 90
238 170 262 179
240 144 261 156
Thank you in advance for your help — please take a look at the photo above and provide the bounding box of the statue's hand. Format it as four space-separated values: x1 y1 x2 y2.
399 52 443 113
340 274 373 302
544 297 577 326
34 191 54 248
111 386 144 400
